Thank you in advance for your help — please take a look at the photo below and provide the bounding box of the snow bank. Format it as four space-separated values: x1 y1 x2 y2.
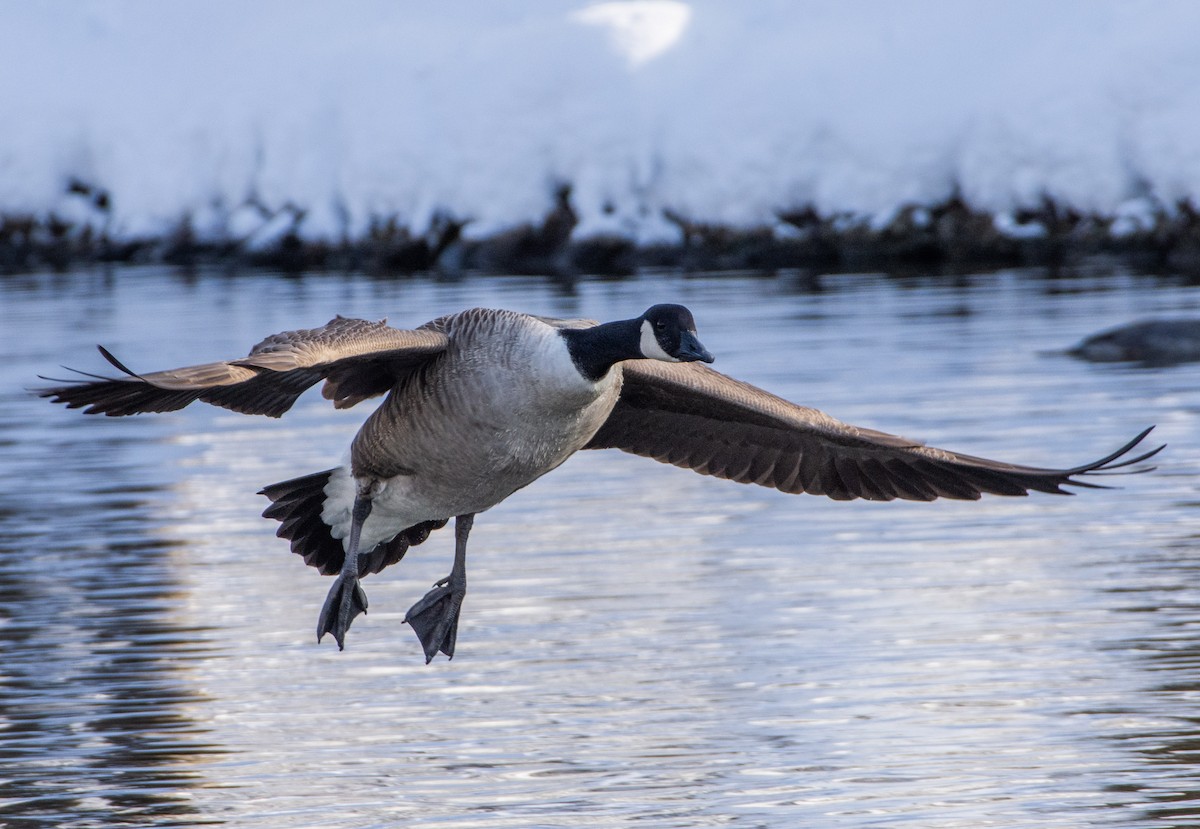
2 0 1200 245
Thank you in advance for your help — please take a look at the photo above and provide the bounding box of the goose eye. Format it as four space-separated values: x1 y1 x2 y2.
654 321 667 331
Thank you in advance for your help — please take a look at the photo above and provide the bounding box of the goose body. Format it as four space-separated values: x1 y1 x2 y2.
40 304 1162 662
323 309 623 555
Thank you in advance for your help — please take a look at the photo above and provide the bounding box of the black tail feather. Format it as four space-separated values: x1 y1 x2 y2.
259 469 446 577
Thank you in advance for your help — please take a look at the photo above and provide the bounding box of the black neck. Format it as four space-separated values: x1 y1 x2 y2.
559 318 644 382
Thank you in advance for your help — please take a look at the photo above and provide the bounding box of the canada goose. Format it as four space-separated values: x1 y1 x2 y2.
40 305 1162 662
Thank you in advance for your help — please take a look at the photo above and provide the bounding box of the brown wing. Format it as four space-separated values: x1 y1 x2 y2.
38 316 449 418
585 361 1162 501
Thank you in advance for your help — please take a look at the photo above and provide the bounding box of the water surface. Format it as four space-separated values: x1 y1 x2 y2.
1 265 1198 828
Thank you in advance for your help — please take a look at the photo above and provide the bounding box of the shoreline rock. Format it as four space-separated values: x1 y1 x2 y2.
1069 319 1200 366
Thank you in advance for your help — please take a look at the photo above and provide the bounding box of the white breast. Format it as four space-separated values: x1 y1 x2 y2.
524 322 610 400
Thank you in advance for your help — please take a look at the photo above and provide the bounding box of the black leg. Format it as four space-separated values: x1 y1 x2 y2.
405 513 473 663
316 493 372 650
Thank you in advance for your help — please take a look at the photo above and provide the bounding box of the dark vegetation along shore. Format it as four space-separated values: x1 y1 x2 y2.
5 180 1200 278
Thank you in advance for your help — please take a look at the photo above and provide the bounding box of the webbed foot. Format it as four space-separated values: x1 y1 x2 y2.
404 581 464 663
317 574 368 650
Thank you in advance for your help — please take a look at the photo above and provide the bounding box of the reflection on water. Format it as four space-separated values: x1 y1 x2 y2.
1101 528 1200 828
0 413 222 827
0 264 1198 828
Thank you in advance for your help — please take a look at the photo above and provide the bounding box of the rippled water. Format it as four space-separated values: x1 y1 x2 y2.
1 265 1199 828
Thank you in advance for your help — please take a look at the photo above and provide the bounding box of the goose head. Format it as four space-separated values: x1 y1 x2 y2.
561 304 714 382
637 304 715 364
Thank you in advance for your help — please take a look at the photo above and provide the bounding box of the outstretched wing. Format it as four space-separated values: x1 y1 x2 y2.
586 361 1162 501
38 316 449 418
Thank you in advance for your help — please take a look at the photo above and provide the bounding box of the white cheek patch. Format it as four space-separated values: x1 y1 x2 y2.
640 319 679 361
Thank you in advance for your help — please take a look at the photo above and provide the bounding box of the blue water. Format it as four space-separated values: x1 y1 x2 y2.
1 264 1198 828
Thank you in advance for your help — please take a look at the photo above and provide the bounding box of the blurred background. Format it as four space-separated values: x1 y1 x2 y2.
3 4 1200 828
3 0 1200 272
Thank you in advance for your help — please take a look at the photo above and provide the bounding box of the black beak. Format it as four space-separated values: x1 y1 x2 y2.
676 330 715 363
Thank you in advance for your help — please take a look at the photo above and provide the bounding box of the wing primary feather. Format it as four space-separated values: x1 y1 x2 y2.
881 459 939 501
832 455 863 496
907 460 983 501
97 345 144 379
857 458 898 501
745 448 781 486
39 367 121 383
794 448 824 495
773 454 804 492
818 455 855 500
1072 425 1161 472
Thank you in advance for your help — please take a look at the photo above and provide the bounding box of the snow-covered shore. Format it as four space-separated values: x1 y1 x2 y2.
3 1 1200 273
